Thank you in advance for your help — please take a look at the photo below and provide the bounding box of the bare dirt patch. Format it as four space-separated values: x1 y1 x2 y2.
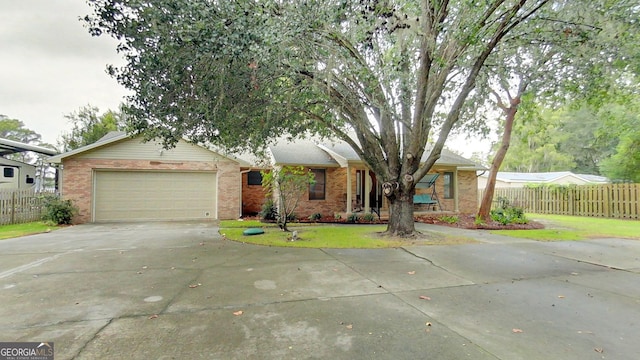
371 228 479 246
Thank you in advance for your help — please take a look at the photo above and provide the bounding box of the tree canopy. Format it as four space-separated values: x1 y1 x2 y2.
495 90 640 180
85 0 636 235
0 115 44 163
0 115 41 144
59 105 123 151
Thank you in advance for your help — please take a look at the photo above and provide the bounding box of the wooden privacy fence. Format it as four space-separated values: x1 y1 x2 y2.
0 189 53 225
480 183 640 220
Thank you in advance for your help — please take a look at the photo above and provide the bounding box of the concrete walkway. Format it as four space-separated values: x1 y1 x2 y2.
1 222 639 359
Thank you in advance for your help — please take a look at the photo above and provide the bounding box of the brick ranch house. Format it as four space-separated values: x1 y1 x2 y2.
48 132 483 224
242 138 484 219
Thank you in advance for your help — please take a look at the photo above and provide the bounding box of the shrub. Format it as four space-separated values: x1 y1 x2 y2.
308 213 322 221
362 213 376 222
438 215 459 224
259 198 278 221
490 204 528 225
42 195 78 225
334 213 342 220
347 213 359 223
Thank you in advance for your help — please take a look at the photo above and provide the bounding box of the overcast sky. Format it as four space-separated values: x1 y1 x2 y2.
0 0 128 146
0 0 491 157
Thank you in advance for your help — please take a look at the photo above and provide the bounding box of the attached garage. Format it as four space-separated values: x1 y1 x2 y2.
47 132 242 224
93 171 217 222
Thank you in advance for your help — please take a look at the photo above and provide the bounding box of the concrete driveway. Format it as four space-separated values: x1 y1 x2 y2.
1 222 639 359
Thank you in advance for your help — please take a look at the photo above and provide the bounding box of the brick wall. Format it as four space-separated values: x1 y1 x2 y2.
455 170 478 213
259 166 479 219
414 170 478 213
270 167 347 219
241 171 268 216
61 158 240 223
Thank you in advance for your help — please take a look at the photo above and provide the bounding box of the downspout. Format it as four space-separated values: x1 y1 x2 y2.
454 169 459 212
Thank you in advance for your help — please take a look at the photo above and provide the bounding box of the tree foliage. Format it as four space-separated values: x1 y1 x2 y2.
85 0 635 235
0 115 41 144
495 104 575 172
0 115 44 163
497 92 640 182
59 105 123 151
471 0 640 219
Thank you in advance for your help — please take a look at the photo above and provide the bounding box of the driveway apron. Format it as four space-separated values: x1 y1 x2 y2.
1 222 638 359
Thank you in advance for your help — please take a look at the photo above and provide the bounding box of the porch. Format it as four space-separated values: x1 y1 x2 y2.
339 209 459 221
341 166 462 216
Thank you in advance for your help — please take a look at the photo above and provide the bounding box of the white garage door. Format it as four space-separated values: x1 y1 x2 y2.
94 171 217 222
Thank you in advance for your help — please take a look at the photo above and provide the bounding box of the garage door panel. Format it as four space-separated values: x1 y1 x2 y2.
94 171 216 222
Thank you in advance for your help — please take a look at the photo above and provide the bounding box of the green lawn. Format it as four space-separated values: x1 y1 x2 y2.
491 214 640 241
220 220 477 248
0 222 57 240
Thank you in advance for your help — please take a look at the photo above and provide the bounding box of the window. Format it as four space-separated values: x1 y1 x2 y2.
3 168 14 178
309 169 326 200
247 171 262 185
443 172 454 199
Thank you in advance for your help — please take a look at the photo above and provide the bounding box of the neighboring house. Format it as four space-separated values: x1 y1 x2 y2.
259 138 484 218
1 137 57 190
48 132 242 223
477 171 609 189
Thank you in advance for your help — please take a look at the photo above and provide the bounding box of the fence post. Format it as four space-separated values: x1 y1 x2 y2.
604 185 611 218
11 191 16 224
568 188 574 216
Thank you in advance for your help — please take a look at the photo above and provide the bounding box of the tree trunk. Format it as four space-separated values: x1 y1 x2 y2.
478 97 520 220
386 188 416 236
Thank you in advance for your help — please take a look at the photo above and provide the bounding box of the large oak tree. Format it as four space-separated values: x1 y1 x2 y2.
86 0 614 236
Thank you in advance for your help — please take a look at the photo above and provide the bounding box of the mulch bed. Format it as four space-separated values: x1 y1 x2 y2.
414 214 545 230
258 214 544 230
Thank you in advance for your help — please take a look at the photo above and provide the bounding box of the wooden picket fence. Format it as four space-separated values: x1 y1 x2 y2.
0 189 54 225
480 183 640 220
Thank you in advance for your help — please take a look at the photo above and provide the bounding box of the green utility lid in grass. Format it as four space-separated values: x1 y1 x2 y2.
243 228 265 236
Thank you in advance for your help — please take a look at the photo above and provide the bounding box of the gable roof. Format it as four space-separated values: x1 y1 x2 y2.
47 131 129 163
269 139 340 167
270 138 484 169
47 131 239 164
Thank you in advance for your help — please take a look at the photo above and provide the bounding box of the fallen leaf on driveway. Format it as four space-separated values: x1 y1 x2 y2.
345 324 353 330
426 322 432 327
233 310 244 316
407 271 416 275
558 295 566 299
419 295 431 300
594 347 604 353
148 314 159 320
188 283 202 288
512 328 524 333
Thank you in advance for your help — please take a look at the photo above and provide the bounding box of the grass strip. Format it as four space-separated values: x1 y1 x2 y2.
0 222 56 240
